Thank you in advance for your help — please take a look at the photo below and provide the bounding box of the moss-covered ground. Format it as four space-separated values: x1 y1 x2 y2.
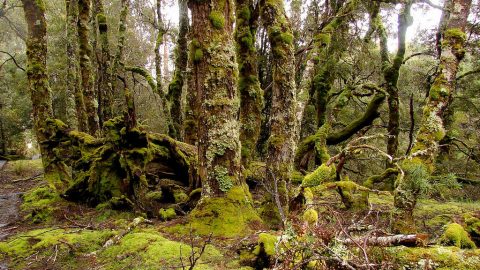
1 160 480 269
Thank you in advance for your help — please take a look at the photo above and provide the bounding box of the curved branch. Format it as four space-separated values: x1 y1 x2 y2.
0 50 25 71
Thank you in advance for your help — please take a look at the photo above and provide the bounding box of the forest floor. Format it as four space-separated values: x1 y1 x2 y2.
1 160 480 269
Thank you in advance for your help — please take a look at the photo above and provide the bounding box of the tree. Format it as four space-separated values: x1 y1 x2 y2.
78 0 100 135
186 0 261 234
21 0 71 190
393 0 473 233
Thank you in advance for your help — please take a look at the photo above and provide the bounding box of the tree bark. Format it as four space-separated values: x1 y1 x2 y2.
167 0 188 140
235 0 263 166
66 0 88 132
78 0 100 136
111 0 129 95
260 0 297 219
21 0 71 190
94 0 113 125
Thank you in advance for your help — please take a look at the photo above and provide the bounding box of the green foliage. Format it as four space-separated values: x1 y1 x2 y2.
302 208 318 225
253 233 277 256
440 223 476 249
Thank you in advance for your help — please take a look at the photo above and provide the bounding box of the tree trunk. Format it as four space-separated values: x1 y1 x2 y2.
153 0 174 137
111 0 129 96
66 0 88 132
260 0 298 221
235 0 263 166
21 0 71 190
186 0 260 236
94 0 113 125
167 0 188 141
78 0 100 136
393 0 472 233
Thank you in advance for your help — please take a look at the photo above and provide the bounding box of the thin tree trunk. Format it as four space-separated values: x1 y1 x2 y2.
235 0 263 166
66 0 88 131
78 0 100 135
260 0 298 220
21 0 71 190
111 0 129 93
94 0 113 125
167 0 188 140
393 0 472 233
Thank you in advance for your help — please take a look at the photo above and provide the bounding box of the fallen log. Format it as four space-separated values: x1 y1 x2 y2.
341 233 429 247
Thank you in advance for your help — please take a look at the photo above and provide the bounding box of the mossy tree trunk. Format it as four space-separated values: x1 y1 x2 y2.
260 0 298 220
94 0 113 125
78 0 100 136
393 0 472 233
235 0 263 166
153 0 175 137
167 0 188 141
374 0 413 162
21 0 71 190
66 0 88 131
111 0 129 97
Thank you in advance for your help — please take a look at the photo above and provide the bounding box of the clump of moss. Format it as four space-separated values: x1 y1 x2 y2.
159 208 176 221
302 164 336 187
209 10 225 29
303 208 318 225
439 223 476 249
99 229 223 269
0 228 114 269
171 186 262 237
253 233 277 256
21 186 62 223
464 213 480 245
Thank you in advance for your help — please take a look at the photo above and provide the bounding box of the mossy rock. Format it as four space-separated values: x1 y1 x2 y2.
159 208 176 221
21 186 63 223
439 223 476 249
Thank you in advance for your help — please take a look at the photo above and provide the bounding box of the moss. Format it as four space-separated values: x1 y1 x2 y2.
388 246 480 269
172 186 262 237
291 170 304 185
145 191 163 201
0 228 114 268
444 28 467 42
194 48 204 62
99 229 223 269
209 10 225 29
464 214 480 240
302 164 336 187
159 208 176 221
174 191 188 203
21 186 62 223
253 233 277 256
303 208 318 225
212 165 233 192
440 223 476 249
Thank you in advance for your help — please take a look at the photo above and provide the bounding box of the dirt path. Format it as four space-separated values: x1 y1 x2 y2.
0 193 21 240
0 160 6 171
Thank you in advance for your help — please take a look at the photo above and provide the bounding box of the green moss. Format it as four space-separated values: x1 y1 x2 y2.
303 208 318 225
302 164 336 187
440 223 476 249
172 186 261 237
253 233 277 256
444 28 467 42
0 228 114 268
159 208 176 221
212 165 234 192
291 170 304 185
388 246 480 269
145 191 163 201
99 228 223 269
464 214 480 240
209 10 225 29
194 48 204 62
21 186 62 223
174 191 188 203
279 32 294 44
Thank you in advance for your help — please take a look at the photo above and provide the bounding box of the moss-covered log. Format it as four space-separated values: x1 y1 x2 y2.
21 0 72 191
40 115 199 216
78 0 100 136
393 0 472 233
235 0 263 165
